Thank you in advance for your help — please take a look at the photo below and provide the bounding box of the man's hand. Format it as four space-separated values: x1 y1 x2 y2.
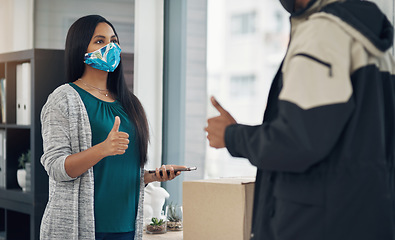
205 96 237 148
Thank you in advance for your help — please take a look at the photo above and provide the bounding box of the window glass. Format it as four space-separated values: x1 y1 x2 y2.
231 12 256 35
230 75 256 98
374 0 395 55
205 0 289 178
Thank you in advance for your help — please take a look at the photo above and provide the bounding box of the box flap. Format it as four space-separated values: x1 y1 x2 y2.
185 177 255 185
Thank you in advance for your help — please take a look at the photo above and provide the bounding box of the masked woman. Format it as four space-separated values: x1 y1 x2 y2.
40 15 183 240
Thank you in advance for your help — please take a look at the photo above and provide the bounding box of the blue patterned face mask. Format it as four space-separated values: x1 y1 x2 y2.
84 42 121 72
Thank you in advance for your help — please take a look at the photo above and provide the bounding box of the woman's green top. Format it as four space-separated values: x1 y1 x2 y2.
70 83 140 233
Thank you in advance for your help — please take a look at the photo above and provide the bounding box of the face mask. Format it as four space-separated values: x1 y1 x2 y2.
279 0 295 13
84 42 121 72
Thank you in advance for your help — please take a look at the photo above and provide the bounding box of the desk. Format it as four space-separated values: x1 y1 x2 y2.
143 231 183 240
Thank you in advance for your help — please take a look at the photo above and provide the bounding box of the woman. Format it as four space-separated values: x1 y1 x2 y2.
40 15 183 240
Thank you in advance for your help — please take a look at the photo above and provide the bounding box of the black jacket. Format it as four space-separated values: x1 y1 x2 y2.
225 0 395 239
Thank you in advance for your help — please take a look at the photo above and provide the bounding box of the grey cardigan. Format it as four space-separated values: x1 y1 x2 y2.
40 84 144 240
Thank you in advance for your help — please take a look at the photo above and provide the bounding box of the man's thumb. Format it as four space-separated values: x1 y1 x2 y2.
211 96 226 115
112 116 120 132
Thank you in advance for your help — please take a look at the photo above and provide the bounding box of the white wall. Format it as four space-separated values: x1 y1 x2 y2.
0 0 33 53
34 0 135 52
134 0 164 171
0 0 135 54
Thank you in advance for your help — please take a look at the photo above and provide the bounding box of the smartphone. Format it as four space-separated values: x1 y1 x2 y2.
148 166 197 176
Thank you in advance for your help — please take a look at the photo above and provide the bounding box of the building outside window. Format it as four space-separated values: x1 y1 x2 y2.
230 74 256 98
205 0 289 178
203 0 394 180
231 12 256 35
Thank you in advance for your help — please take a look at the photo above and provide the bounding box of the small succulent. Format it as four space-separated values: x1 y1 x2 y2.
150 217 165 226
167 203 183 231
167 203 182 222
18 149 31 169
147 217 166 234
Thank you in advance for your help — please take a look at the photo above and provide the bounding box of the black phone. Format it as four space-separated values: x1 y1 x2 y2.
148 166 197 176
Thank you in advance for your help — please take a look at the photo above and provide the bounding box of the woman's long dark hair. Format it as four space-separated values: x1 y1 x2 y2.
65 15 149 167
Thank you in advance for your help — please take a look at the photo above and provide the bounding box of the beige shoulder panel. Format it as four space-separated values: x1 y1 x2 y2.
279 14 354 110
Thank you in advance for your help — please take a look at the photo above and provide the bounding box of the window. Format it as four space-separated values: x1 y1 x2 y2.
374 0 395 55
206 0 289 179
162 0 395 202
231 12 256 35
230 74 256 98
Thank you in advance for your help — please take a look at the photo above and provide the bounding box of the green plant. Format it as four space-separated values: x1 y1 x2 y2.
147 217 166 234
18 149 31 169
167 203 182 222
150 217 164 226
166 202 183 231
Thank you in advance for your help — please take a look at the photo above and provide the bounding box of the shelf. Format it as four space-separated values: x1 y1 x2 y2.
0 188 33 215
0 124 30 129
0 198 32 215
0 208 4 239
0 188 33 204
0 50 33 63
0 49 66 239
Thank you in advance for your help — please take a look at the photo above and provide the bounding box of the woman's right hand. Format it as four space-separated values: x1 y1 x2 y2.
64 116 129 178
101 116 129 157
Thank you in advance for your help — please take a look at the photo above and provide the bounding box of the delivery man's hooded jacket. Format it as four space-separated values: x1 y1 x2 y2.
224 0 395 239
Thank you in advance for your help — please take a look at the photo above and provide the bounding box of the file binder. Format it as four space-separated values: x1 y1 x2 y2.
16 63 31 125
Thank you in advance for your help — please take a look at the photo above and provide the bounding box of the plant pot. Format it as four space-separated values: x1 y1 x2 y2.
166 205 183 231
25 162 31 191
17 169 26 191
167 221 183 231
146 223 167 234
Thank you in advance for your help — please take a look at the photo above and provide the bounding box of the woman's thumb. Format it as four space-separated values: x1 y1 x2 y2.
111 116 120 132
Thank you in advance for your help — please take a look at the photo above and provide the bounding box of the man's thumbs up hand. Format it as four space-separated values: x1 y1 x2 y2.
102 116 130 156
205 97 236 148
211 96 234 119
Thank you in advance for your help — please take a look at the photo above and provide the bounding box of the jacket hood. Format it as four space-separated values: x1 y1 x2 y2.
291 0 394 54
321 0 394 53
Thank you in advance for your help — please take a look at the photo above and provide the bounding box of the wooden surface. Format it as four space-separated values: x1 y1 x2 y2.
143 230 183 240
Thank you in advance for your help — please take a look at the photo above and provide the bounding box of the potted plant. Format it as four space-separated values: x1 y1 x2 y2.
17 149 31 191
146 217 166 234
166 203 183 231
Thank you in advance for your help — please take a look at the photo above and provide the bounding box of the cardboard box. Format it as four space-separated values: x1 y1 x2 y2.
183 178 255 240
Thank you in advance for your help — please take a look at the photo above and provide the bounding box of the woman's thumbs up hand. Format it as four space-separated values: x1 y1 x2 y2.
102 116 130 156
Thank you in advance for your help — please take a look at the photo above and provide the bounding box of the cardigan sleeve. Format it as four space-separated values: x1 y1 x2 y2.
134 168 145 240
40 88 78 182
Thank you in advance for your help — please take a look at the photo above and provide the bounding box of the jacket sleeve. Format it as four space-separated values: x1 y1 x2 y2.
40 90 77 182
225 16 355 173
225 100 354 172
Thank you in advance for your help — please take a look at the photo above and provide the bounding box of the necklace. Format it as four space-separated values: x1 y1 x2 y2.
78 78 109 97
